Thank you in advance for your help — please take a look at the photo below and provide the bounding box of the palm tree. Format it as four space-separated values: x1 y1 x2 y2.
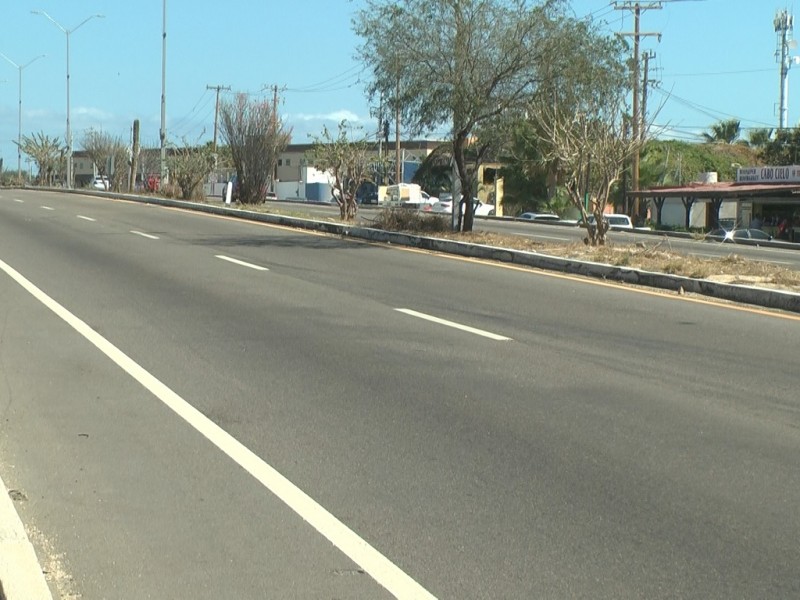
747 127 773 148
703 119 741 144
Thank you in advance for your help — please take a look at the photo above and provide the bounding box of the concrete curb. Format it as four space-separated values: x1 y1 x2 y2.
32 188 800 314
0 475 52 600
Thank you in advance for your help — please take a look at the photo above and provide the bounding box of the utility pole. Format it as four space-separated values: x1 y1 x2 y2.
615 2 662 216
206 84 230 152
377 93 383 185
160 0 168 186
129 119 139 192
395 75 401 184
775 10 795 129
641 51 656 138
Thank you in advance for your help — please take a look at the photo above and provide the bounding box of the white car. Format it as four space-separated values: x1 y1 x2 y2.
519 212 560 222
91 176 110 191
471 199 495 217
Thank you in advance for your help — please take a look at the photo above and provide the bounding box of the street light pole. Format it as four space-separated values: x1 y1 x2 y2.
160 0 168 186
0 53 46 182
31 10 104 189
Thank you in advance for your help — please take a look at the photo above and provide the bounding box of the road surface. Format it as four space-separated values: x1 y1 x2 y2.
1 189 798 599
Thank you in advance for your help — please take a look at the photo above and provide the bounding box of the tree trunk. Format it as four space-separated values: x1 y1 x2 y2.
453 134 473 232
654 197 665 225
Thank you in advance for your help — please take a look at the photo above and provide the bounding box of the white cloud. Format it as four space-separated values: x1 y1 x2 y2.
73 106 114 121
290 110 362 123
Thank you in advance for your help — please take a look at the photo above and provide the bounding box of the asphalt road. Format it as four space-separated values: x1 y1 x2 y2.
1 189 799 599
287 201 800 270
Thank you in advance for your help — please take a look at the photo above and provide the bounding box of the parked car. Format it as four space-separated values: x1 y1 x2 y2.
579 214 634 231
91 176 110 191
472 200 496 217
427 196 494 216
519 212 560 222
706 228 773 243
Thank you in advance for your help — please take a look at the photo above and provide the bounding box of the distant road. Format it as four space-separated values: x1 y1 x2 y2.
1 188 799 599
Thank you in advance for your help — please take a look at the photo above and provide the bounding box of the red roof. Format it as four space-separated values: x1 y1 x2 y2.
630 181 800 198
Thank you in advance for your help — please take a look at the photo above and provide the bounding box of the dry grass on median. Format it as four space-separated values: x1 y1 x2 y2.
424 230 800 294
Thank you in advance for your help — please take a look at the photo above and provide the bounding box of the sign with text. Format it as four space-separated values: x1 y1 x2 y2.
737 166 800 183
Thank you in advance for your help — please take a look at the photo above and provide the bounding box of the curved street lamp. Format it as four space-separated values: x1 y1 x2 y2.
31 10 104 188
0 52 46 182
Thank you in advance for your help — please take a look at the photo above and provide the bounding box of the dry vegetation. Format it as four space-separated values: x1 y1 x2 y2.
430 230 800 293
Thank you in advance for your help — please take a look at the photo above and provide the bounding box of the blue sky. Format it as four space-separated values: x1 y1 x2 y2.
0 0 792 170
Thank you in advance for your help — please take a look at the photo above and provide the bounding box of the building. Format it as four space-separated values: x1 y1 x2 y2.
630 166 800 242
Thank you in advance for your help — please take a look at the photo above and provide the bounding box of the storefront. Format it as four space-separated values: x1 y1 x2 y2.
630 166 800 242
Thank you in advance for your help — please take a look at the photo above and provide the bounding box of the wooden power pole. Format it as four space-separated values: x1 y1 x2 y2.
615 2 661 216
206 84 230 153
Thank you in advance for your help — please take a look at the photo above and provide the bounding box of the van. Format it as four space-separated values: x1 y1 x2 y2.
383 183 437 208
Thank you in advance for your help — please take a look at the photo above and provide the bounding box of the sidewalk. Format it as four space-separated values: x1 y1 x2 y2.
0 474 52 600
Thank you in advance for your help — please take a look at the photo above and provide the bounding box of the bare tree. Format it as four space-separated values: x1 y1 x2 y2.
81 129 128 189
310 121 372 221
167 141 215 200
531 98 643 245
17 132 65 185
219 92 291 204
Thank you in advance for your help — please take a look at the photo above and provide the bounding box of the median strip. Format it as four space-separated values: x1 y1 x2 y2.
395 308 512 341
215 255 269 271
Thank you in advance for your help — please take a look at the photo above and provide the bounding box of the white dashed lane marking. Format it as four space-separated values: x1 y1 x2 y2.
395 308 512 341
77 215 96 222
215 255 269 271
130 230 160 240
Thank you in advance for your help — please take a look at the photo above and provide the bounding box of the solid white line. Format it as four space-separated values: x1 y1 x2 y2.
395 308 512 341
0 256 436 600
130 230 160 240
215 255 269 271
77 215 96 222
0 473 53 599
41 206 55 211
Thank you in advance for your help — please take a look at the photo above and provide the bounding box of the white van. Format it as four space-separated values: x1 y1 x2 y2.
383 183 437 207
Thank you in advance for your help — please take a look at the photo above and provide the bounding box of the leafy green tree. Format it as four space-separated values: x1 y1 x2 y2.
747 128 773 149
703 119 741 144
309 121 372 221
759 127 800 165
17 132 65 185
481 9 629 219
355 0 574 232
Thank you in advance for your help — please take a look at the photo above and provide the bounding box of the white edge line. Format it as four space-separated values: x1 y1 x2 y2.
77 215 96 222
215 254 269 271
0 472 53 599
130 230 160 240
0 257 434 600
395 308 512 341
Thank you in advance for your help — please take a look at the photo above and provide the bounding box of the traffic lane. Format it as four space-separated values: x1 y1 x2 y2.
20 189 800 269
0 269 395 599
2 198 800 597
